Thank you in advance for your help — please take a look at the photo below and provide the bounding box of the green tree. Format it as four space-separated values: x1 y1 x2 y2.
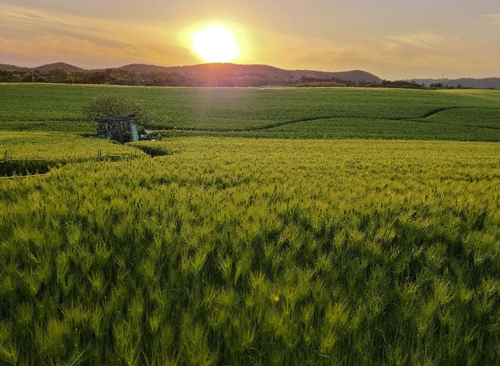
81 95 151 125
45 68 69 83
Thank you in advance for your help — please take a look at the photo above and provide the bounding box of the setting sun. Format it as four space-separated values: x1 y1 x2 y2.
191 24 239 63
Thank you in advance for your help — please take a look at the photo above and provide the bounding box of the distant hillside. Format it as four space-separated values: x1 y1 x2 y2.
3 61 500 88
0 62 85 73
33 62 84 73
117 63 381 83
411 78 500 89
0 64 30 71
1 61 380 83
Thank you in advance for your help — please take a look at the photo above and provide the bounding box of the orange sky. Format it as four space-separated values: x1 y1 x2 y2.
1 1 499 79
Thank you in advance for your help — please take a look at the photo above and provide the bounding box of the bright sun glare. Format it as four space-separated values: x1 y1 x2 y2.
191 25 239 63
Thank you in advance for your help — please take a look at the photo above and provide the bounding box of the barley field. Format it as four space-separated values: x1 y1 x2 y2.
0 132 145 176
1 137 500 365
1 85 500 365
1 84 500 141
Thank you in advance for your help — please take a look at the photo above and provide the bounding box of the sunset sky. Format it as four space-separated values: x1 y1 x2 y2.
1 0 499 79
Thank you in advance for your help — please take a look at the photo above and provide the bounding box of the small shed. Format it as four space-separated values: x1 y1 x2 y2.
97 115 139 143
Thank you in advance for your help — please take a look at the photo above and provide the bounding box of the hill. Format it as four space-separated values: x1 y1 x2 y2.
117 63 381 83
4 61 499 88
0 62 83 73
0 63 30 71
33 62 84 73
0 61 380 83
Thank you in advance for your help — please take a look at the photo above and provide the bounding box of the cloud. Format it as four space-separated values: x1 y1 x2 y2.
483 14 500 25
244 27 480 79
384 33 448 51
1 3 498 79
0 3 193 67
246 27 444 68
377 32 472 67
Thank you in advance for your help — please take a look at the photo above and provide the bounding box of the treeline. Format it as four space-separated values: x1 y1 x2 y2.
0 68 375 87
0 68 286 87
296 77 426 88
0 68 476 89
296 77 476 89
374 80 474 89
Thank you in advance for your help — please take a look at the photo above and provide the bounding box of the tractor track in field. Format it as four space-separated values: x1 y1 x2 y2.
419 107 464 118
152 106 500 133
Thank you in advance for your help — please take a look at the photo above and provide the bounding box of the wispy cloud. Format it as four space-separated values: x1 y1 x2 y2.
0 3 193 67
250 28 475 79
1 3 498 79
384 33 449 51
483 14 500 25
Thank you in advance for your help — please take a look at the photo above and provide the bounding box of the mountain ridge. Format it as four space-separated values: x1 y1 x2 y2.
105 62 382 83
2 61 500 88
0 62 84 73
1 61 380 83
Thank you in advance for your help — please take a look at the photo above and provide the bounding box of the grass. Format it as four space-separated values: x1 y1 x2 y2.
1 84 500 364
1 138 500 365
0 132 143 160
1 84 500 140
0 132 145 176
